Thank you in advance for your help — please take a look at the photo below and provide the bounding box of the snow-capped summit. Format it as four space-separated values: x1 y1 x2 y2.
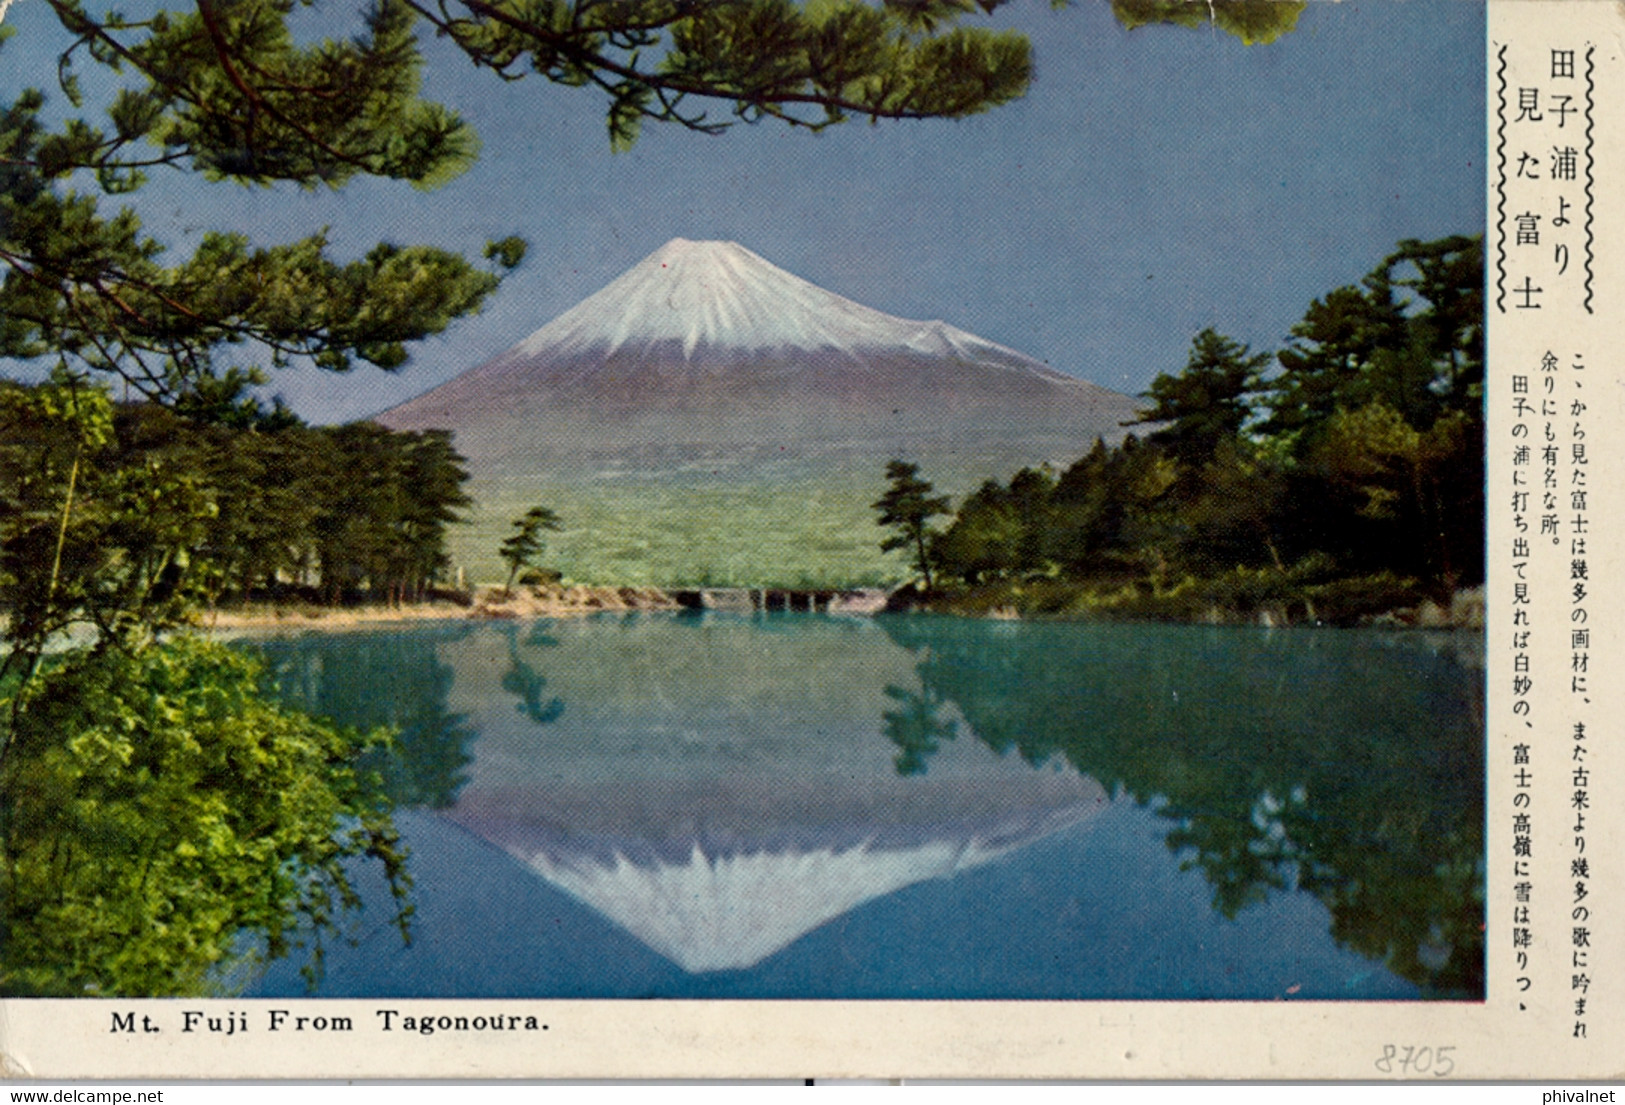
511 238 1060 373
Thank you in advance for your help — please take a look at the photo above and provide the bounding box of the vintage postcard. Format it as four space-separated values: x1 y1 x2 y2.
0 0 1619 1082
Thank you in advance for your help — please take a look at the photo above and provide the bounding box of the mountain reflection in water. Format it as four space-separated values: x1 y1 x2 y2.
245 613 1482 999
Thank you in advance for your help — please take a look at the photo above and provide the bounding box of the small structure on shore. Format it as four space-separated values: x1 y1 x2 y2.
668 588 891 615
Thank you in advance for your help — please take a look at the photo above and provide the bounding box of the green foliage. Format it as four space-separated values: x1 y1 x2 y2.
0 192 510 400
932 479 1028 585
1265 236 1483 446
872 459 950 590
930 235 1484 615
1110 0 1306 45
46 0 479 188
1041 434 1176 578
0 378 210 659
0 636 408 996
484 236 529 270
0 390 474 627
1129 328 1271 472
932 466 1054 584
0 384 472 992
428 0 1035 146
0 0 521 407
303 422 473 604
499 504 564 594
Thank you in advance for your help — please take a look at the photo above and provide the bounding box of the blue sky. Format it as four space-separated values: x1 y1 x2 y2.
3 0 1485 423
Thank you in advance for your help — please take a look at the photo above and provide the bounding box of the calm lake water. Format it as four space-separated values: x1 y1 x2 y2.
241 613 1484 1000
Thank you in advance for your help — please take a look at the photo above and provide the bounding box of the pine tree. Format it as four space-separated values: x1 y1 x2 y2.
499 505 564 595
1128 328 1271 471
873 459 950 590
1110 0 1305 45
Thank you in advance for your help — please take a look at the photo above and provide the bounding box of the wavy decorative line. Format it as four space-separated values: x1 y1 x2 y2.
1494 43 1508 314
1583 43 1595 314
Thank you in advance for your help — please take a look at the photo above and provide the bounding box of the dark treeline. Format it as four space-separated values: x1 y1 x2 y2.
925 234 1483 622
0 390 472 625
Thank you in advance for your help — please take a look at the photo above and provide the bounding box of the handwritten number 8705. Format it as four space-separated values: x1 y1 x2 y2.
1375 1045 1454 1077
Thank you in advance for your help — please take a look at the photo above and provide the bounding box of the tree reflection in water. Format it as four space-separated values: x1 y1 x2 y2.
249 624 481 809
876 615 1485 999
881 683 958 776
499 621 566 726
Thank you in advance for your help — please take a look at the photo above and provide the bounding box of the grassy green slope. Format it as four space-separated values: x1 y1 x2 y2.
453 471 912 587
448 446 1073 587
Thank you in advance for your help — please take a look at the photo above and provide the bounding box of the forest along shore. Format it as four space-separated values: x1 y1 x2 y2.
912 581 1486 630
200 582 1484 631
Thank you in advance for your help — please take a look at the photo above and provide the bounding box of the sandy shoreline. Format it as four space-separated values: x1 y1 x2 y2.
197 582 1485 633
201 585 684 633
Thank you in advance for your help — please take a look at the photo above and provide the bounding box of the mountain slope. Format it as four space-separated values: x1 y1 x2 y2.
379 239 1139 585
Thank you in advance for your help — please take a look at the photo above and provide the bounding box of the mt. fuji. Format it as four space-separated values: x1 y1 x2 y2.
508 238 1077 369
379 239 1139 585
